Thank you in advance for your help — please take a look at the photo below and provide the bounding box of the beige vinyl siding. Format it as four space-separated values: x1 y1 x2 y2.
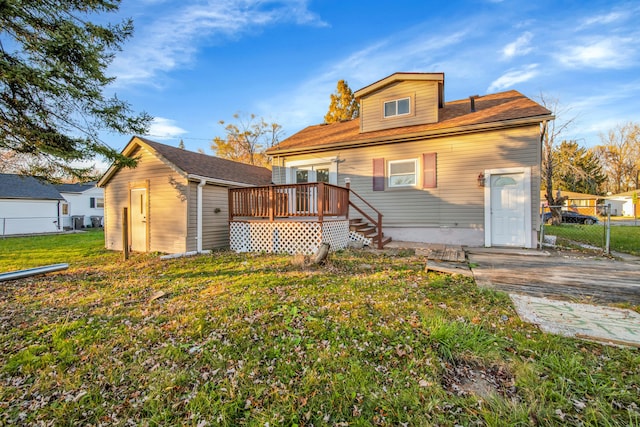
186 182 231 251
360 81 439 133
277 125 541 230
271 157 287 184
103 146 189 253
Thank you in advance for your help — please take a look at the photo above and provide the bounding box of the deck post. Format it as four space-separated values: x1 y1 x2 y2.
122 207 129 260
345 181 350 219
317 182 324 223
228 190 234 221
269 185 275 222
377 212 383 249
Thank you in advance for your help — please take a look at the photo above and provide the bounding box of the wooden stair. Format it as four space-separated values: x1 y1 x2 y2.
349 218 392 248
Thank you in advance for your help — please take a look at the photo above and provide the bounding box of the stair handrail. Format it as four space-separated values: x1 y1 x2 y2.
346 184 384 249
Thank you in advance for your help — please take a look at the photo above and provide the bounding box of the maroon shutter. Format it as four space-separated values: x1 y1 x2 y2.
422 153 437 188
373 158 384 191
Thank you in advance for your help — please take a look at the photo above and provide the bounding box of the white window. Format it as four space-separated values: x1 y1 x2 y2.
286 159 337 185
384 97 410 118
61 203 69 215
295 166 330 183
295 169 309 183
388 159 417 187
90 197 105 208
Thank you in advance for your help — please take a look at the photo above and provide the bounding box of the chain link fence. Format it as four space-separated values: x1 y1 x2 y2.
540 204 611 254
1 215 103 237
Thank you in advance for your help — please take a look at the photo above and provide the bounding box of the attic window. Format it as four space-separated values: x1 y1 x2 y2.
384 97 410 118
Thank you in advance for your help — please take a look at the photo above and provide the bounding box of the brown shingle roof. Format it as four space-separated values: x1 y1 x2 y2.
267 90 553 154
99 137 272 187
138 138 272 186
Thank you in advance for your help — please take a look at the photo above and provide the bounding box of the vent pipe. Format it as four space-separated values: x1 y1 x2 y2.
469 95 479 112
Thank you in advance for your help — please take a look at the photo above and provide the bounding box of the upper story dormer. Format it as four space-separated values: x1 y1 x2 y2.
354 72 444 133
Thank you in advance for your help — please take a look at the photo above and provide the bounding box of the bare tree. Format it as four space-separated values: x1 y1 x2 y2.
592 122 640 193
539 94 576 224
211 113 284 168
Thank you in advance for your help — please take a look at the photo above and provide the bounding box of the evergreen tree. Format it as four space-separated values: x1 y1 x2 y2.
0 0 151 180
324 80 359 123
545 140 606 195
178 139 186 149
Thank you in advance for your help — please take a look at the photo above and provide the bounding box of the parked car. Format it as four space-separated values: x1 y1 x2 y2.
542 211 599 225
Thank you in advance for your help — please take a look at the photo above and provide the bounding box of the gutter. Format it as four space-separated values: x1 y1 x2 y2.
267 114 556 156
186 174 258 188
196 179 206 253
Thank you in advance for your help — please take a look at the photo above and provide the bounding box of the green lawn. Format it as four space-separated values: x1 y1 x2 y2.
543 223 640 256
1 232 639 426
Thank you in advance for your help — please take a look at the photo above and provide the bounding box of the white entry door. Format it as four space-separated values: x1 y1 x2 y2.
489 172 526 246
130 188 147 252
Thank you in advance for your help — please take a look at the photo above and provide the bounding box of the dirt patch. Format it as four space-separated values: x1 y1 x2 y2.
441 358 517 400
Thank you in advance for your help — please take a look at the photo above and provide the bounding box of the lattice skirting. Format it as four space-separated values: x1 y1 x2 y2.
230 220 349 255
348 230 372 246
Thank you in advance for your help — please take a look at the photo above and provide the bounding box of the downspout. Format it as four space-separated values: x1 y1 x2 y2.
197 179 206 253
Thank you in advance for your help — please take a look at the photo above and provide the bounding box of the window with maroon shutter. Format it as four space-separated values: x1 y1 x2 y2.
373 158 384 191
388 159 418 187
422 153 437 188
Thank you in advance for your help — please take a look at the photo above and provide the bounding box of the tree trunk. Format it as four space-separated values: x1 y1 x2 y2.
313 243 330 265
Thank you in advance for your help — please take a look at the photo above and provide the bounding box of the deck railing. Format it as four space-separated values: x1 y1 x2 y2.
229 182 387 249
345 183 384 248
229 183 349 222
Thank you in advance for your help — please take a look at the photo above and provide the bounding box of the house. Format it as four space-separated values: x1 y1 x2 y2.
97 136 272 254
261 72 554 249
540 190 603 216
0 173 66 235
605 190 639 217
55 182 105 228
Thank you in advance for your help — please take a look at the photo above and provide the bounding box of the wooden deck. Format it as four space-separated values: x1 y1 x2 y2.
467 249 640 305
416 244 472 276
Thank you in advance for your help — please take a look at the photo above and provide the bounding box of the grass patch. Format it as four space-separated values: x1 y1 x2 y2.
544 224 640 255
0 232 639 425
0 229 117 270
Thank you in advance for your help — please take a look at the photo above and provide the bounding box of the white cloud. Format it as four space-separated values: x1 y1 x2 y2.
255 28 470 130
557 37 636 69
146 117 188 139
487 64 539 92
110 0 326 87
579 11 625 28
502 32 533 59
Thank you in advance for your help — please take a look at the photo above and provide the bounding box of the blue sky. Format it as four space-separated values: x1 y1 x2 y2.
101 0 640 162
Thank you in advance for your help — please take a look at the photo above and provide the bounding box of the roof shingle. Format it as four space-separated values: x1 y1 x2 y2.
0 173 64 200
55 182 97 193
135 138 273 186
267 90 552 154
